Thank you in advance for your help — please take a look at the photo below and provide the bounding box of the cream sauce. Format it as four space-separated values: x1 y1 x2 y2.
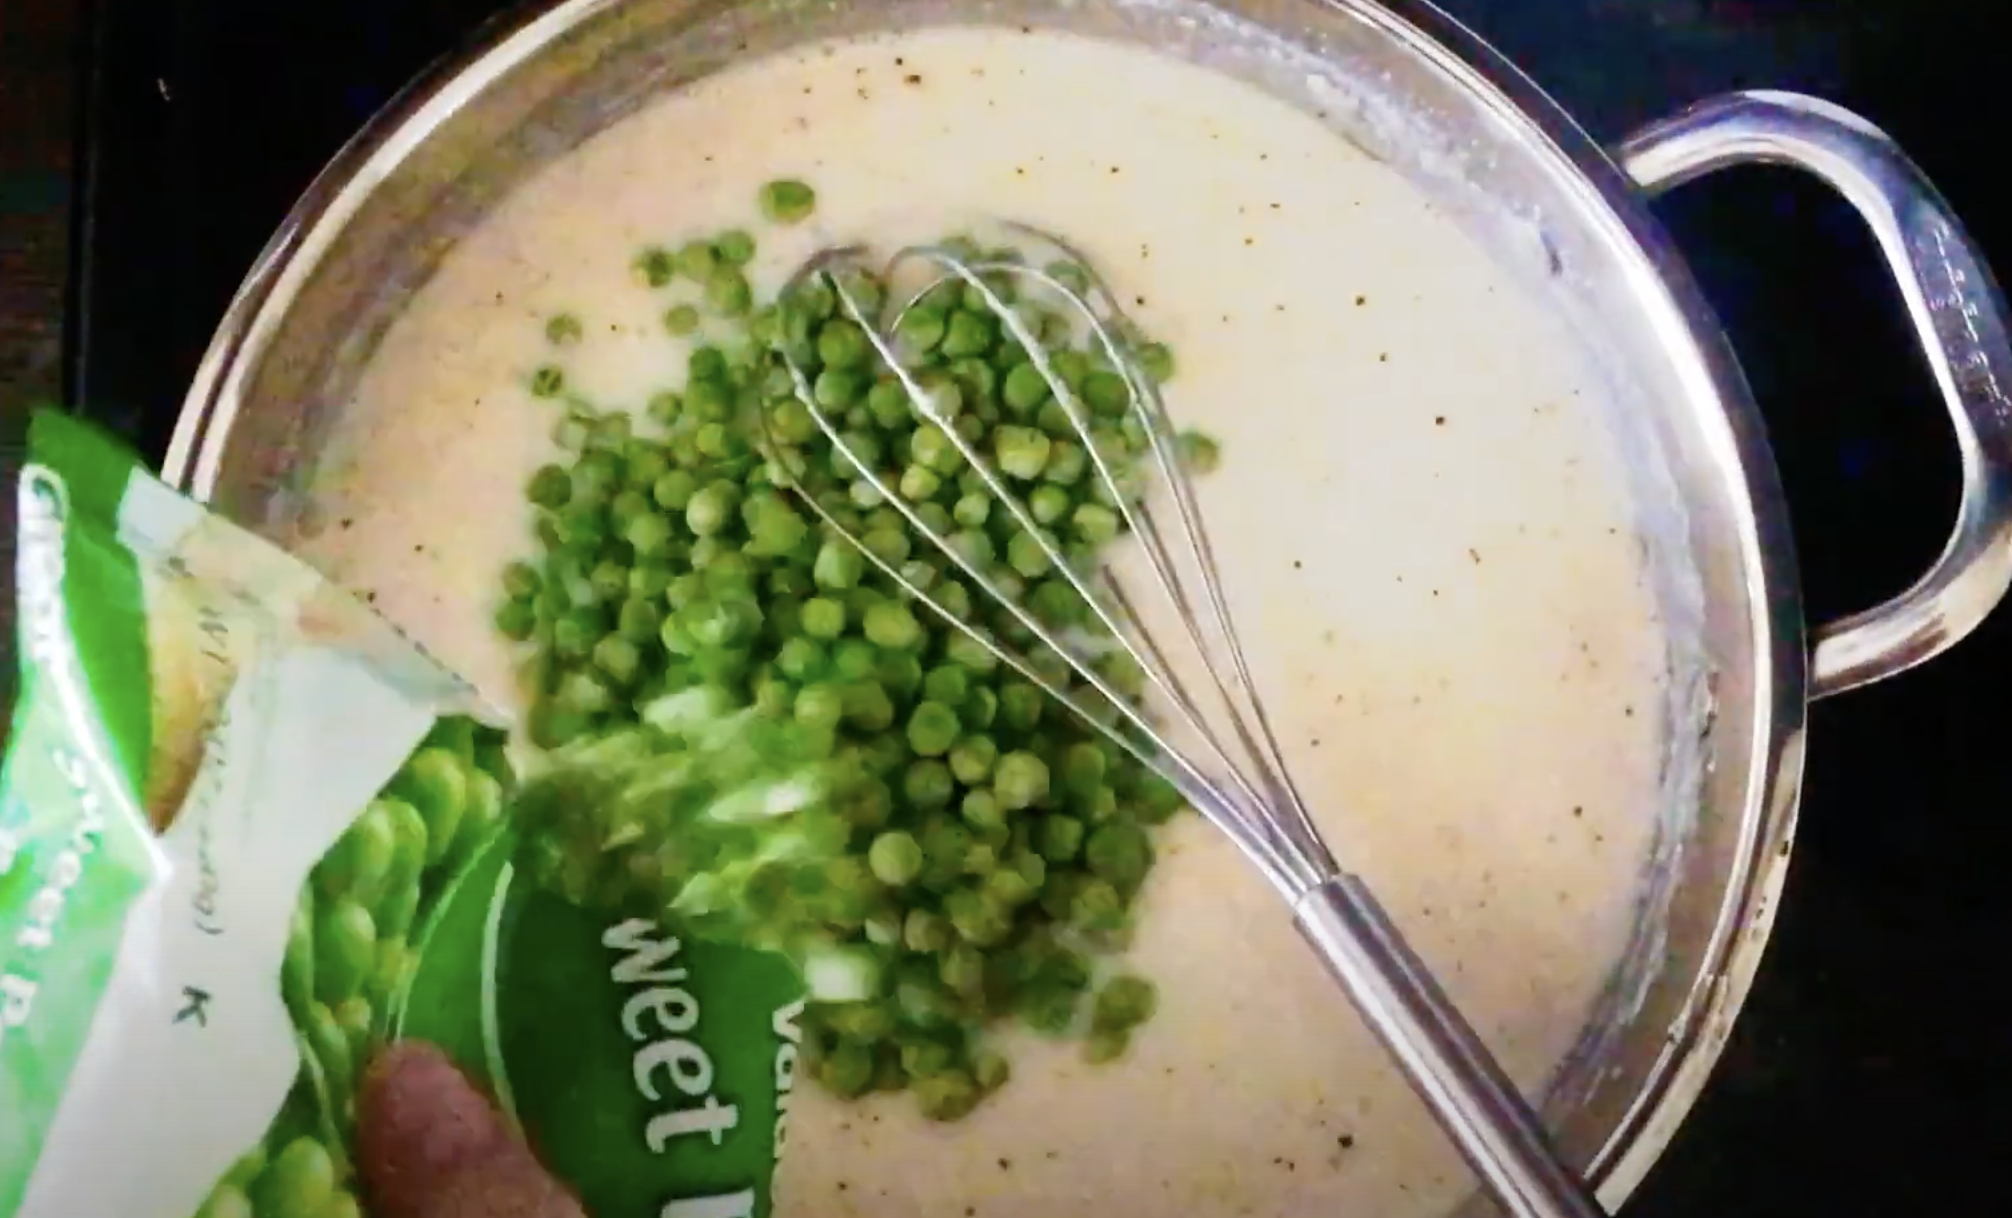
292 26 1667 1218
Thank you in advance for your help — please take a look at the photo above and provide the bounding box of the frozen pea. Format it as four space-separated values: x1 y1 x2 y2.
334 996 375 1065
972 1049 1011 1092
375 797 429 884
303 1001 355 1099
451 769 506 863
1084 1028 1130 1064
314 899 377 1005
316 800 396 905
318 1191 364 1218
283 895 315 1008
393 747 468 866
195 1183 256 1218
376 882 420 942
222 1145 269 1190
914 1069 980 1122
368 937 413 1013
424 714 478 760
474 735 513 787
251 1137 337 1218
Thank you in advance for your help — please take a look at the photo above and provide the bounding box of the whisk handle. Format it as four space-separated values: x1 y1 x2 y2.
1293 876 1607 1218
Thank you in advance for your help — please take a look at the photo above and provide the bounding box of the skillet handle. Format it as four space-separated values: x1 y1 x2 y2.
1617 91 2012 700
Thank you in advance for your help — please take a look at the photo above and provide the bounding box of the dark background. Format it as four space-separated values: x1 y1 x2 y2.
4 0 2010 1213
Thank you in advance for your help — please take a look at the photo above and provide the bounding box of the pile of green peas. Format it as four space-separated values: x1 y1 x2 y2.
192 717 512 1218
497 179 1213 1120
190 1103 361 1218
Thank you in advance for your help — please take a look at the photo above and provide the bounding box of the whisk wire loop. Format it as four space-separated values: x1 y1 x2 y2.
770 234 1335 896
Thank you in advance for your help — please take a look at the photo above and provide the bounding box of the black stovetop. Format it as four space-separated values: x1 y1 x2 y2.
68 1 2012 1213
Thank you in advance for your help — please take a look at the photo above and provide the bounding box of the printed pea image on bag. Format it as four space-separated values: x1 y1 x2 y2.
1 413 800 1218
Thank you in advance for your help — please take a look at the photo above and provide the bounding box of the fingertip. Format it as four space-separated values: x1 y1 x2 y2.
355 1042 584 1218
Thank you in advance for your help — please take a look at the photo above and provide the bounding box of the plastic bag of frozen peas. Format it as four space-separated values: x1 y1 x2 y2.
0 411 803 1218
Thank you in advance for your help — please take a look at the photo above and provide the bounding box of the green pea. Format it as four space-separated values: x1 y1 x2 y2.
985 867 1035 909
1039 814 1085 863
818 1041 877 1099
1087 821 1154 892
914 1068 980 1121
1074 501 1123 546
334 995 376 1065
222 1144 269 1190
940 943 986 995
905 701 962 757
794 684 846 734
759 178 817 224
393 748 467 867
1003 531 1051 579
303 1000 355 1099
1021 986 1080 1036
868 831 924 887
318 1191 365 1218
999 682 1044 731
283 894 315 1008
314 899 378 1005
863 601 922 650
451 768 505 863
1082 369 1130 416
1084 1028 1130 1064
677 240 719 282
195 1183 256 1218
1071 878 1128 933
941 311 994 359
316 801 396 905
962 686 999 730
634 245 675 287
379 797 429 886
1002 360 1051 413
898 1030 956 1075
494 598 537 641
251 1137 337 1218
995 424 1053 480
815 366 868 410
946 887 1012 946
706 265 753 316
1092 973 1159 1033
902 908 951 954
801 597 847 639
972 1049 1011 1092
369 937 413 1013
993 750 1051 811
843 682 897 732
817 319 871 369
716 228 757 265
960 789 1007 834
903 760 955 812
896 306 947 357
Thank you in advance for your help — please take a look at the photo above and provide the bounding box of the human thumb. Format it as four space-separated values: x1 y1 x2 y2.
356 1041 587 1218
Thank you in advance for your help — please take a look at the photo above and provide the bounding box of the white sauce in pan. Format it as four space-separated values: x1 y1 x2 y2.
292 26 1666 1218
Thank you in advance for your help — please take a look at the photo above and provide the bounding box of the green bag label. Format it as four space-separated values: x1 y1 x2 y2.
401 839 801 1218
0 455 159 1214
3 412 794 1218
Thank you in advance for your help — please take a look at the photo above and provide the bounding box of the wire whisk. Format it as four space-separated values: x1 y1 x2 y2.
766 222 1606 1218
